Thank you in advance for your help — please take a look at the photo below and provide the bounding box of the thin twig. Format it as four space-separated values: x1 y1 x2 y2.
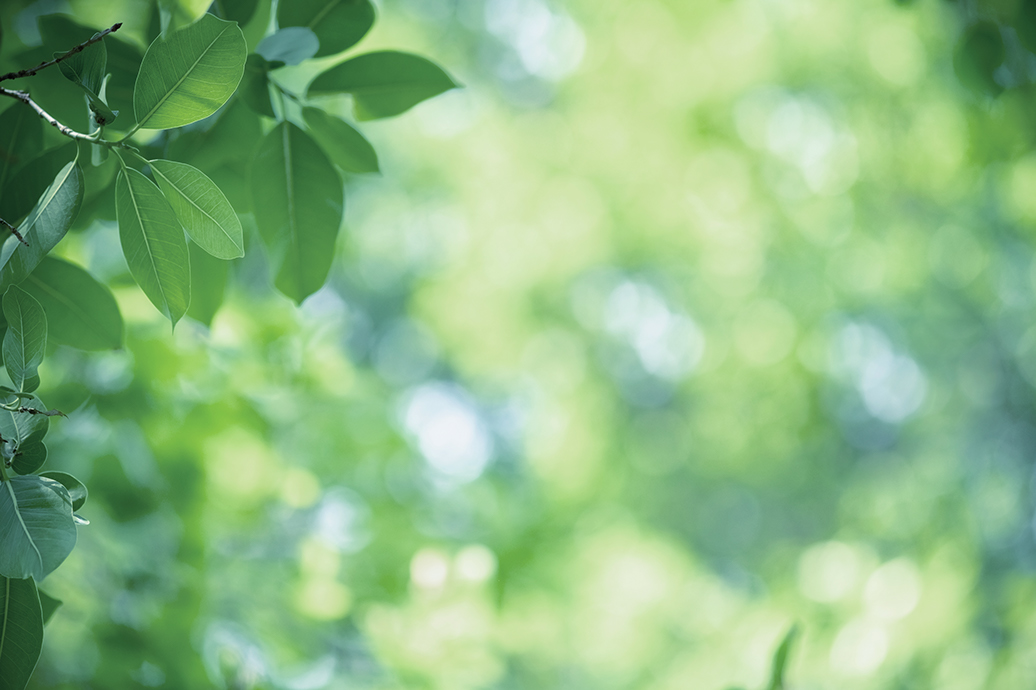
0 218 29 247
0 23 122 83
0 87 99 143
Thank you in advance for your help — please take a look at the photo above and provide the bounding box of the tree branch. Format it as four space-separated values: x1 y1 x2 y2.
0 23 122 83
0 87 99 143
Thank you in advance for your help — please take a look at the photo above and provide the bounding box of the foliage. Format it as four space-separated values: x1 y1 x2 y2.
0 1 455 687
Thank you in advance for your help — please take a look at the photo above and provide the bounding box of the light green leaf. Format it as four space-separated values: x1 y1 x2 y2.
133 13 247 130
307 51 458 120
0 475 76 581
37 587 61 625
3 287 46 393
0 160 84 291
116 169 191 326
57 38 106 95
23 256 123 351
302 107 379 174
277 0 374 57
256 27 319 65
0 575 43 690
766 625 798 690
187 241 228 327
251 122 343 303
39 472 87 512
151 159 244 259
158 0 214 32
0 104 43 195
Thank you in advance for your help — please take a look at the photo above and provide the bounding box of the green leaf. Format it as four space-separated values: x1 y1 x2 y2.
150 160 244 259
766 625 798 690
57 37 106 95
37 587 61 625
187 240 229 327
302 107 379 174
251 122 343 303
133 13 247 130
39 472 87 512
239 54 277 118
0 105 43 197
277 0 375 57
22 257 123 351
11 431 46 476
0 160 84 291
167 98 263 171
158 0 214 33
256 27 319 66
3 287 46 393
215 0 261 26
115 168 191 326
0 143 76 226
0 475 76 581
953 22 1005 96
307 51 458 120
0 576 43 690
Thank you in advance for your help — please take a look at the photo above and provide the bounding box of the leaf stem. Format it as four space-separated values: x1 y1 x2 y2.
0 23 123 83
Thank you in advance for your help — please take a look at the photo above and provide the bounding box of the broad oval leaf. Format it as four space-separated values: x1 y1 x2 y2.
0 475 76 581
302 107 379 174
151 160 244 259
2 287 46 393
116 169 191 325
277 0 374 57
251 122 343 303
0 160 84 290
23 256 123 351
11 435 46 476
133 13 246 130
0 392 49 454
307 51 458 120
37 587 62 625
256 27 319 66
39 472 87 512
0 576 43 690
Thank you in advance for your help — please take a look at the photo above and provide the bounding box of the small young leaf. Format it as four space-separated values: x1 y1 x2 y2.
0 575 44 690
277 0 375 57
57 38 106 95
302 107 379 174
115 169 191 326
133 13 246 130
22 256 124 351
11 430 47 476
256 27 319 65
307 51 458 120
251 122 343 303
0 160 84 290
39 472 88 512
150 160 244 259
37 587 62 625
2 286 47 393
766 625 798 690
0 393 50 471
0 475 76 581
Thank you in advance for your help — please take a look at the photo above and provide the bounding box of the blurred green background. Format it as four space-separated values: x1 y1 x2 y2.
4 0 1036 687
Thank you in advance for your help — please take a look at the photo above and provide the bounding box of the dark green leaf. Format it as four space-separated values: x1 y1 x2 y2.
167 98 263 171
0 160 84 291
302 107 379 174
1019 0 1036 54
240 54 277 118
215 0 261 26
11 430 46 476
133 14 247 130
0 575 43 690
0 143 76 226
0 475 76 581
115 168 191 326
251 122 343 303
151 160 244 259
3 287 46 393
0 105 43 197
256 27 319 65
57 38 106 95
953 22 1005 96
187 242 228 327
37 587 61 625
766 625 798 690
307 50 459 120
277 0 375 57
0 393 49 468
22 257 123 351
39 472 87 512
